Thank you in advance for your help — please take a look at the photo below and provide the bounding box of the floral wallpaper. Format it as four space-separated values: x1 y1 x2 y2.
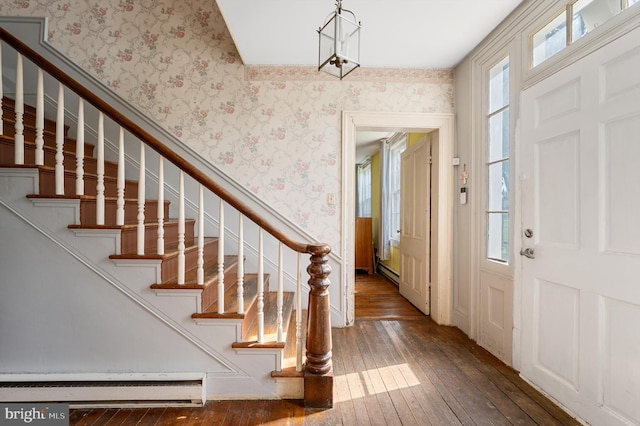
1 0 454 252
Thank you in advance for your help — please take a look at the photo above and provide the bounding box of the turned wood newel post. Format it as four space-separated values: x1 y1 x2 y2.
304 243 333 408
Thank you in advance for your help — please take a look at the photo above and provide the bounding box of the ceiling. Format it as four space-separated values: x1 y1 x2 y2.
216 0 524 69
215 0 524 162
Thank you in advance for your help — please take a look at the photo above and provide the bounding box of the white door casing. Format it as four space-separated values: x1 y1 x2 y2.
342 111 454 326
399 137 431 315
519 26 640 426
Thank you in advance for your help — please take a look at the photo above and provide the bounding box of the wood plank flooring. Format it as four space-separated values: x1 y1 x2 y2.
69 273 580 425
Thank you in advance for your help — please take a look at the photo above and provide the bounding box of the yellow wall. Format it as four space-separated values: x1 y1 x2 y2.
408 133 427 146
371 132 428 275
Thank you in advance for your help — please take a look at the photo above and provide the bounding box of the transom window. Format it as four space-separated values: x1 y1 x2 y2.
532 0 639 67
486 57 510 263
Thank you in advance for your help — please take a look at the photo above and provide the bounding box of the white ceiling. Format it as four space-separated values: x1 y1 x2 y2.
216 0 524 68
216 0 524 162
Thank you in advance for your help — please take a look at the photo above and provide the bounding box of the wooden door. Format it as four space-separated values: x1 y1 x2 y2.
399 138 430 315
519 26 640 426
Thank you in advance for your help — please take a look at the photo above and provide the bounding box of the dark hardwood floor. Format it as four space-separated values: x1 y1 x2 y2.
69 273 580 425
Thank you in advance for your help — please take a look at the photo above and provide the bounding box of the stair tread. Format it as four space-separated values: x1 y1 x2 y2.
68 218 195 230
26 193 155 202
110 236 218 259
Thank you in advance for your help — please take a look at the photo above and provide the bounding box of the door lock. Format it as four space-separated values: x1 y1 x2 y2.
520 248 535 259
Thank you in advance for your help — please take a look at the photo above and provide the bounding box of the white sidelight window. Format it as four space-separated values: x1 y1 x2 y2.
486 57 510 263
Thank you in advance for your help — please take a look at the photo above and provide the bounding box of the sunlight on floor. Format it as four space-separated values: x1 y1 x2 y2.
334 363 421 403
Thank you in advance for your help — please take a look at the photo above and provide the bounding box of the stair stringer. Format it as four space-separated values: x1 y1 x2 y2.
0 168 294 399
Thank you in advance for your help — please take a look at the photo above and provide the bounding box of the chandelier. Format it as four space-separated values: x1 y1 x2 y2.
317 0 361 79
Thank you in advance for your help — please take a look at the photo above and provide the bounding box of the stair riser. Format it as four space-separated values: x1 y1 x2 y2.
242 276 270 340
37 168 139 198
120 220 196 254
2 122 93 159
161 239 218 283
2 96 65 136
0 138 119 177
201 262 239 313
79 198 169 226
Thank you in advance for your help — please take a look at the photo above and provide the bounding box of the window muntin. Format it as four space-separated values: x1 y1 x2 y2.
486 57 510 263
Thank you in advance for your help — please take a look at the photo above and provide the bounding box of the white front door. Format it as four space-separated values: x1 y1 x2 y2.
519 26 640 426
399 137 430 315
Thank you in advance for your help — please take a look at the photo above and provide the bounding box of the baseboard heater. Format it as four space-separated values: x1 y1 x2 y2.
377 263 400 285
0 373 206 408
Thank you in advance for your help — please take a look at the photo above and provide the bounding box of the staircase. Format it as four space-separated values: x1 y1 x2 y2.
0 25 332 408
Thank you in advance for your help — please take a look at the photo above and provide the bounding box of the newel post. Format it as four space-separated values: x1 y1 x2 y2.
304 243 333 408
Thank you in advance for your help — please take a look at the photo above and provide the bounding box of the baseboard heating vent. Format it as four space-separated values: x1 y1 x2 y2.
0 373 206 407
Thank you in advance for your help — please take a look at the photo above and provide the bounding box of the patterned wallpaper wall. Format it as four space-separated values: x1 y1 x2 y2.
1 0 454 252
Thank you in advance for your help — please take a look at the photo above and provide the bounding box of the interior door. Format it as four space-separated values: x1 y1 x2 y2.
519 27 640 426
399 137 430 315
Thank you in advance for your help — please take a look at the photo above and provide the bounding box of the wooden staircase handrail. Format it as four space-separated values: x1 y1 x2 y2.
0 27 329 257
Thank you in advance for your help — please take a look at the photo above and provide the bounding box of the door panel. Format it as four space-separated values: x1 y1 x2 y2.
520 26 640 426
399 138 430 315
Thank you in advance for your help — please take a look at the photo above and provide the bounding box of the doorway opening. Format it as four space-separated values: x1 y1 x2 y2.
342 111 455 326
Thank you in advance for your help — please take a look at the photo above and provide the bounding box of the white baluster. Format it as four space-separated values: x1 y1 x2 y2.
236 215 245 314
177 171 185 284
277 242 284 343
0 43 3 136
34 68 44 165
55 84 65 195
296 253 303 372
157 157 165 255
116 128 125 226
217 200 225 313
136 142 145 255
257 229 265 343
14 53 24 165
75 98 84 195
196 184 204 285
95 112 105 225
